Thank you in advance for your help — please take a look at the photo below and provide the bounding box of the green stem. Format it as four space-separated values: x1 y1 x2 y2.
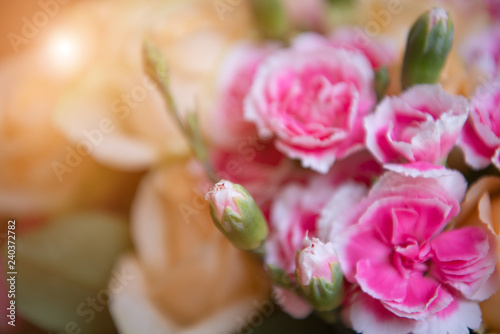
143 40 218 183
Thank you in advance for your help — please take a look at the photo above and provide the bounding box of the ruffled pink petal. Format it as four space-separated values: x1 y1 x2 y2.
365 84 468 165
390 199 451 245
346 290 418 334
384 163 467 204
457 118 497 169
336 222 393 282
431 227 498 300
413 298 482 334
274 140 339 174
356 259 408 302
370 171 463 218
382 277 453 320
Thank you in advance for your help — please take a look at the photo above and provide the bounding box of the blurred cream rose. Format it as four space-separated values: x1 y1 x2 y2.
51 0 257 171
453 177 500 333
0 49 140 218
110 159 270 334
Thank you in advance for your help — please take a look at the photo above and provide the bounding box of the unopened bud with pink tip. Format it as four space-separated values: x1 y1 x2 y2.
295 237 343 311
401 7 454 89
205 180 268 251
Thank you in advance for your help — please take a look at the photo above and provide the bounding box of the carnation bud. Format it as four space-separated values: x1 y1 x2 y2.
401 7 454 89
205 180 268 251
295 237 343 311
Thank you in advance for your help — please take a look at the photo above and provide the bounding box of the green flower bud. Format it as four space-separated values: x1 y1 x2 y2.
401 7 454 89
295 238 344 311
206 180 268 251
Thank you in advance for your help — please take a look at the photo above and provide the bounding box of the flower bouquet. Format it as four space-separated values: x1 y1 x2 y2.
143 1 500 333
4 0 500 333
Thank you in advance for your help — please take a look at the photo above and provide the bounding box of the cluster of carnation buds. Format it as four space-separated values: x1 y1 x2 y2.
205 180 345 313
151 3 489 331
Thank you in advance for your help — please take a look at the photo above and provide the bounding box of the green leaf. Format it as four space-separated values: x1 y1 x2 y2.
4 212 131 334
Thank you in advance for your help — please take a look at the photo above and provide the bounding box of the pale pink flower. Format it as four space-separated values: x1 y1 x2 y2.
210 43 277 149
296 237 338 286
365 84 469 165
265 179 336 276
293 29 396 70
209 43 295 206
244 43 376 174
265 175 368 280
210 141 292 206
281 0 327 31
457 80 500 169
325 165 498 334
461 23 500 78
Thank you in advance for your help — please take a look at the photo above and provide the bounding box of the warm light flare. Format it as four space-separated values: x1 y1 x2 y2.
44 30 87 76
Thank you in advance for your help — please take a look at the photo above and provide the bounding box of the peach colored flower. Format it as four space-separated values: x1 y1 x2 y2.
0 50 136 217
110 160 269 334
453 176 500 332
53 0 257 171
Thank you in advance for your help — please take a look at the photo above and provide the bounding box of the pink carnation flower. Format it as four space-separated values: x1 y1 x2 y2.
244 42 376 174
209 43 294 206
265 178 352 319
365 84 469 165
457 80 500 170
265 177 370 319
265 178 336 276
264 180 329 319
461 23 500 78
324 164 498 334
210 42 277 149
211 139 292 207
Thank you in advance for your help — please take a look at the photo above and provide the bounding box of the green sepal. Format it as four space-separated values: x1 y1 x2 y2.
401 8 454 89
301 262 344 312
267 265 297 290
